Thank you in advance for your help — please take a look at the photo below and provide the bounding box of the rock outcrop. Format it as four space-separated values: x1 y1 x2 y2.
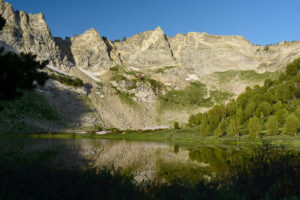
0 0 69 70
66 29 114 71
113 27 176 69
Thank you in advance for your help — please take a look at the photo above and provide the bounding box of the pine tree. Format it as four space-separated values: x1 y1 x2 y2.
276 108 288 126
215 120 227 137
284 114 300 136
249 116 261 138
200 119 210 136
266 116 278 135
245 101 256 118
228 117 239 136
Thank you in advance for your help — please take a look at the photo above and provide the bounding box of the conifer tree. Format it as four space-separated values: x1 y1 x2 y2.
266 116 278 135
284 114 300 136
249 116 261 138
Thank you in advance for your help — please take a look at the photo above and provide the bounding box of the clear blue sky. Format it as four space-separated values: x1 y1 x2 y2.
6 0 300 45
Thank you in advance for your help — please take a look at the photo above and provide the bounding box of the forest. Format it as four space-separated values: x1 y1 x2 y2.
188 58 300 138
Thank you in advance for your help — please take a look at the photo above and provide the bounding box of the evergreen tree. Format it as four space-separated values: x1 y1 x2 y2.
276 108 288 126
294 107 300 120
273 101 283 113
284 114 300 136
266 116 278 135
228 117 239 136
245 101 256 118
215 120 227 137
0 51 48 100
200 119 210 136
255 101 272 118
249 116 261 138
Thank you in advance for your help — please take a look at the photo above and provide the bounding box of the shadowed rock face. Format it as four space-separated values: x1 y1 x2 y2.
0 0 69 70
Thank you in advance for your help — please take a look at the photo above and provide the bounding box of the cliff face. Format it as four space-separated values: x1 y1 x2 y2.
2 0 300 130
2 0 300 78
113 27 176 69
0 0 70 69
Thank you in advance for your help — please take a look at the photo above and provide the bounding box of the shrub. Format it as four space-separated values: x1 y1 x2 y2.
174 122 180 129
50 73 83 87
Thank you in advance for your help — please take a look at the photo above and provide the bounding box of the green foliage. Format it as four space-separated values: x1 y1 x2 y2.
209 90 233 104
0 91 59 133
276 108 288 126
200 118 210 136
213 70 279 84
245 101 256 118
284 114 300 136
174 122 180 129
228 118 239 136
264 45 269 51
215 120 227 137
187 58 300 137
153 66 176 73
0 49 48 100
160 81 213 109
266 116 278 135
255 101 272 118
50 73 83 87
249 116 261 138
286 58 300 76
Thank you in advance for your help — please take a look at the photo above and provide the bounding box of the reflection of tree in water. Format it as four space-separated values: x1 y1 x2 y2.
188 146 251 173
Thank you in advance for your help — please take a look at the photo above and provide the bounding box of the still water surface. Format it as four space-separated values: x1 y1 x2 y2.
0 138 279 183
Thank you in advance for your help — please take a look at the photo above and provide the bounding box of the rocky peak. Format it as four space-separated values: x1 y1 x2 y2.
114 26 176 68
69 28 114 70
0 1 69 69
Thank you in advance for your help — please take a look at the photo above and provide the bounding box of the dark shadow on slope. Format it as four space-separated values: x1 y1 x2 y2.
54 37 75 65
39 86 98 132
0 41 99 133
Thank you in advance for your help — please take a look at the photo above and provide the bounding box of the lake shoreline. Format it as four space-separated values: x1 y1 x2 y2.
3 127 300 148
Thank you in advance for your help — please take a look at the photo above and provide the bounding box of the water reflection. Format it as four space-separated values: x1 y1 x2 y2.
0 138 278 183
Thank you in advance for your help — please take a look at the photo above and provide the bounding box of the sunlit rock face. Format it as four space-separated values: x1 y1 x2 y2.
0 0 69 70
113 26 176 69
68 28 114 71
168 32 300 75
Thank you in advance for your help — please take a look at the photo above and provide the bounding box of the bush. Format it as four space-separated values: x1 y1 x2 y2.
174 122 180 129
50 73 83 87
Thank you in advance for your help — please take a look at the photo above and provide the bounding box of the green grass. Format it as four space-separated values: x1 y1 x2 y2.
49 73 84 87
159 81 213 110
0 91 59 134
153 66 177 74
213 70 280 84
209 90 233 104
24 127 300 149
113 87 137 107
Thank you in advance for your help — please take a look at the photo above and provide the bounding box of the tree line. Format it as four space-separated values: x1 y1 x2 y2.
188 58 300 137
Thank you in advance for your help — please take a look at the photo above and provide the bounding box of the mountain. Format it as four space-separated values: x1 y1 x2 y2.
1 0 300 130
